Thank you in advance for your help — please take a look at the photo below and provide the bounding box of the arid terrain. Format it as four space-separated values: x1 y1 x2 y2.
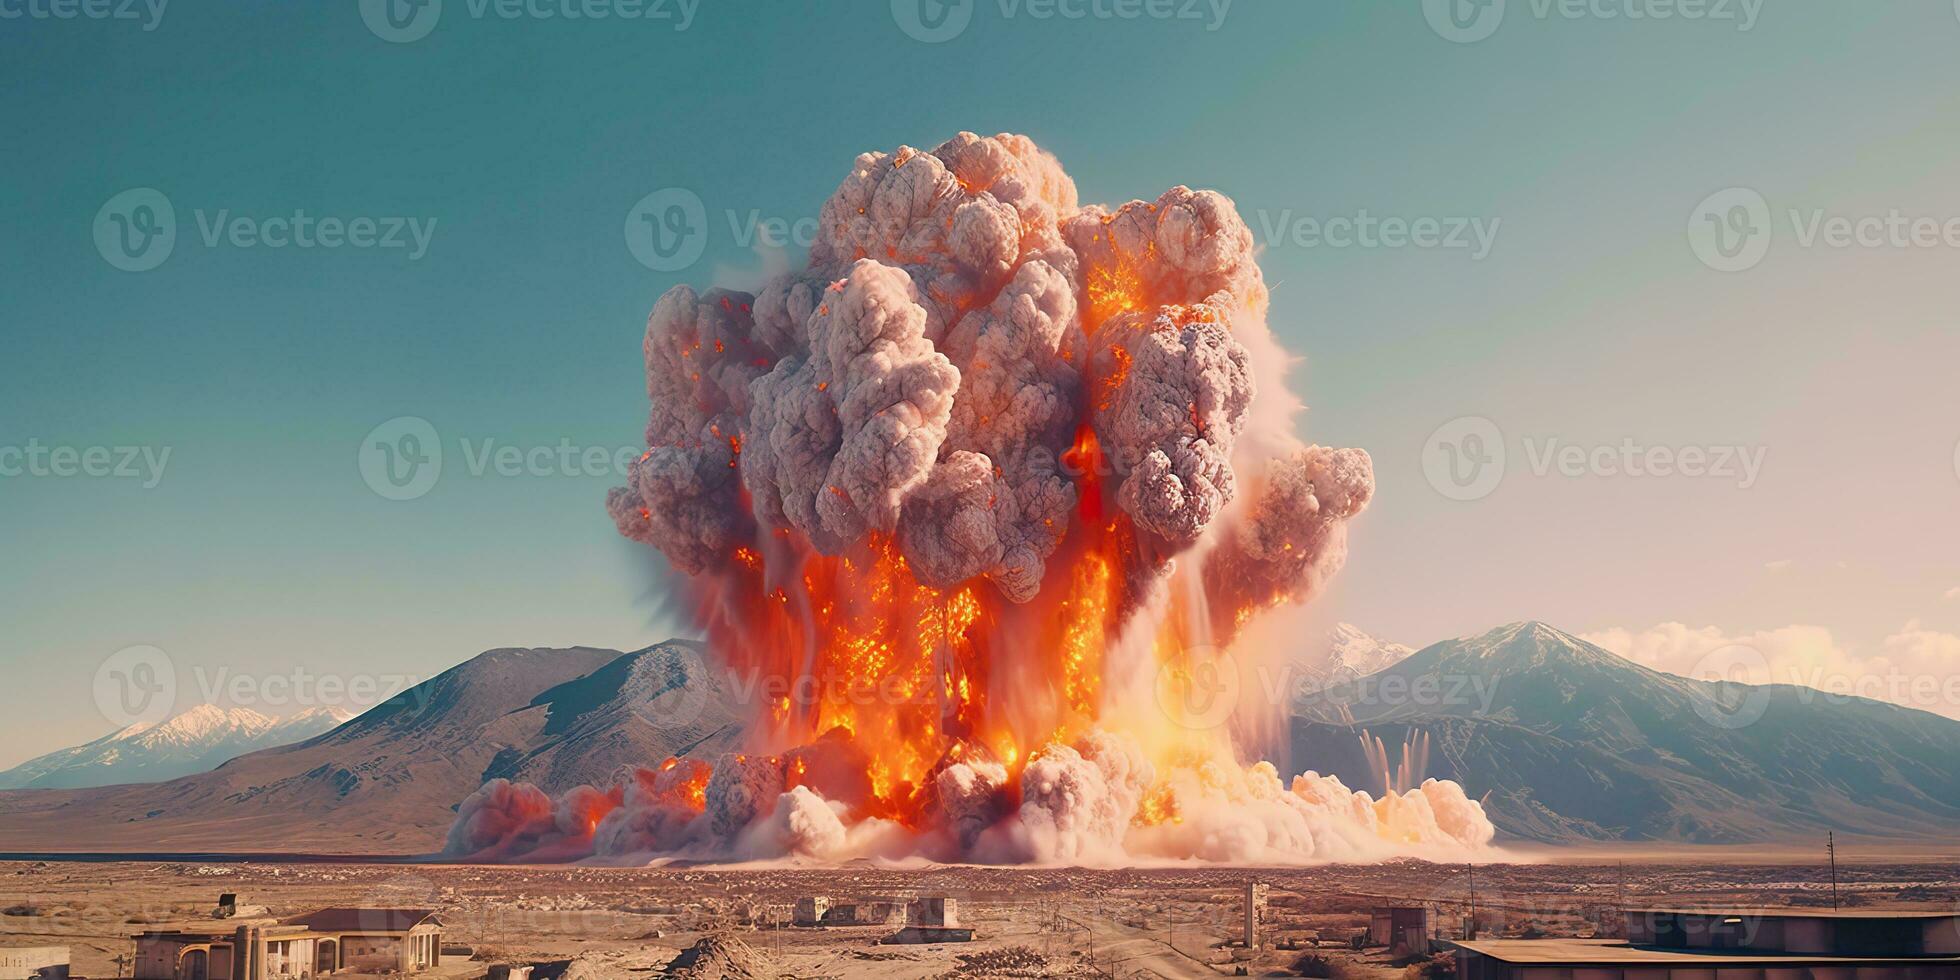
3 855 1955 979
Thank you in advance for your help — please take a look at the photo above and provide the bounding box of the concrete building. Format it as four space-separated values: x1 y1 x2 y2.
0 947 69 980
280 909 444 974
133 909 443 980
1452 908 1960 980
886 897 973 945
907 897 958 929
1372 906 1435 956
792 897 830 927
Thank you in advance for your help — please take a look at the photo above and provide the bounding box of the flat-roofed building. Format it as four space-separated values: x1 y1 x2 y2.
133 909 443 980
1627 908 1960 957
1451 908 1960 980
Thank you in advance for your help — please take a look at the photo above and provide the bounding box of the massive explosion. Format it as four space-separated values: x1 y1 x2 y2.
447 133 1494 864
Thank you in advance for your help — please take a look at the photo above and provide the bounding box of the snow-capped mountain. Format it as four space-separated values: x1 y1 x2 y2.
0 704 353 790
1309 622 1415 683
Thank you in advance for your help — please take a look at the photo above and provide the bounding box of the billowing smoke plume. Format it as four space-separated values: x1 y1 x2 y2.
455 132 1495 865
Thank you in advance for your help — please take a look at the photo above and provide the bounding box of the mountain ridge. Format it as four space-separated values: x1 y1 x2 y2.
1290 621 1960 842
1 623 1954 852
0 643 740 852
0 704 354 791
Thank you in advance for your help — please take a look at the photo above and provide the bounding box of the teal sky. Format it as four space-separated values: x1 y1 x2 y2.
5 1 1959 766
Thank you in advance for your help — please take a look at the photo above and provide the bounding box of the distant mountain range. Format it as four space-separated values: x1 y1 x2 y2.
1289 622 1960 842
0 704 353 790
0 623 1955 852
0 644 741 852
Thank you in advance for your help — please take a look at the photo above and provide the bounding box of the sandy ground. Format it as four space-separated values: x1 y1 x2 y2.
2 857 1955 979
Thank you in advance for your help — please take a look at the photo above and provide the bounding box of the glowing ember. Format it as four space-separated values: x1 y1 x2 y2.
450 133 1494 865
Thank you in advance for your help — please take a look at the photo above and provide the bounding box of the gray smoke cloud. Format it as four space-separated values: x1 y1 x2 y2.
605 286 774 574
1204 446 1376 618
1088 307 1253 549
608 134 1355 611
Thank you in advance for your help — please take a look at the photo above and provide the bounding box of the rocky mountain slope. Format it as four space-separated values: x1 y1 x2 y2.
1289 622 1960 842
0 643 741 852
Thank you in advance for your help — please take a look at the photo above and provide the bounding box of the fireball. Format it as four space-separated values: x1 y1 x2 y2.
451 133 1493 864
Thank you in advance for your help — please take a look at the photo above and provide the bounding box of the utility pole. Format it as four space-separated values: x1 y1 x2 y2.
1466 863 1477 940
1618 861 1627 938
1827 832 1840 910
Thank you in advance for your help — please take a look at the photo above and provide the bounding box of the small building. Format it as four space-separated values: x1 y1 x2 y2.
1451 908 1960 980
1372 905 1434 956
280 908 444 974
886 897 972 945
133 909 443 980
0 947 69 980
907 897 958 928
792 897 830 927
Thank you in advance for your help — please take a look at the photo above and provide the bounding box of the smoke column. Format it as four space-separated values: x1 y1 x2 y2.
448 133 1495 864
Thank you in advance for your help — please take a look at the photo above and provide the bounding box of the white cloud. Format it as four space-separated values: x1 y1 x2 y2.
1943 586 1960 602
1580 622 1960 720
1763 559 1794 572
